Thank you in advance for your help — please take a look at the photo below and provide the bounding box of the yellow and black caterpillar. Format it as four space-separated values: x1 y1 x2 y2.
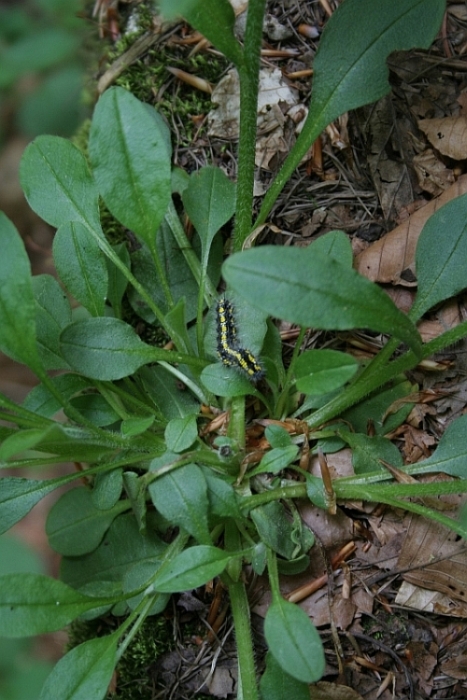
216 297 264 382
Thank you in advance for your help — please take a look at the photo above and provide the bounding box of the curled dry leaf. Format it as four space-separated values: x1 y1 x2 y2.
355 174 467 285
419 115 467 160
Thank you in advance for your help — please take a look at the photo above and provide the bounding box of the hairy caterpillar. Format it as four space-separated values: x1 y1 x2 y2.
215 297 264 382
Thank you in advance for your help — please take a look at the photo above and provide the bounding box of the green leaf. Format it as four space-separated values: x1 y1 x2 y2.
265 425 292 449
139 366 200 420
249 446 298 477
0 213 41 371
309 229 353 267
182 166 236 266
223 246 422 355
410 194 467 320
32 274 72 370
68 393 120 427
160 0 243 66
200 467 242 520
106 242 130 319
61 513 166 592
92 469 123 511
309 0 445 130
260 652 311 700
264 598 325 683
89 87 171 247
343 376 415 435
22 374 91 417
53 221 108 316
46 488 129 556
409 414 467 478
201 363 260 397
295 349 358 395
0 478 61 534
251 502 297 560
153 545 231 592
149 464 211 544
39 634 118 700
0 573 114 637
0 428 53 461
164 414 198 453
339 430 403 474
60 318 155 380
20 135 101 231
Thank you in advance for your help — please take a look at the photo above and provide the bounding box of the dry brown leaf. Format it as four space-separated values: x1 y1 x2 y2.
419 115 467 160
355 174 467 284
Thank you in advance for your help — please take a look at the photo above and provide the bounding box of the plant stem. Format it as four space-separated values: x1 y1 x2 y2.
233 0 267 251
229 579 259 700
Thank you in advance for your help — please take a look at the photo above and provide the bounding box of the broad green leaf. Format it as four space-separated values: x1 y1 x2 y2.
61 513 166 592
160 0 243 66
164 414 198 453
38 634 118 700
20 135 101 231
408 414 467 478
0 573 115 637
32 274 72 370
295 349 358 395
200 467 242 519
309 230 353 267
60 318 155 380
201 363 259 397
68 393 120 427
260 652 311 700
0 428 54 461
92 470 123 511
0 478 61 534
139 366 200 420
53 221 108 316
22 375 90 417
265 425 292 449
251 502 297 560
343 376 415 436
89 87 171 247
410 194 467 320
182 166 236 266
339 430 403 474
249 446 298 477
223 247 422 355
0 213 40 371
46 487 129 556
121 415 155 437
153 545 231 592
309 0 445 134
149 464 211 544
264 598 325 683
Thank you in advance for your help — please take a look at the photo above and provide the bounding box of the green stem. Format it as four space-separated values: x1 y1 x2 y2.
252 109 328 231
275 326 306 419
229 580 259 700
233 0 267 251
266 547 281 601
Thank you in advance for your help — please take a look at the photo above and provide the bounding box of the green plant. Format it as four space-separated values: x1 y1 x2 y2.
0 0 88 141
0 0 464 698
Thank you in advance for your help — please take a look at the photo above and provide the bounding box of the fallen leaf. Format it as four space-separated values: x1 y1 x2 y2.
355 174 467 284
419 116 467 160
